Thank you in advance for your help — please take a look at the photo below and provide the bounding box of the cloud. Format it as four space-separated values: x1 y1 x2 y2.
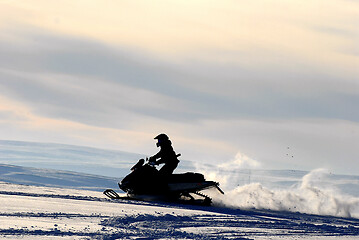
0 1 358 176
0 94 156 152
1 28 358 126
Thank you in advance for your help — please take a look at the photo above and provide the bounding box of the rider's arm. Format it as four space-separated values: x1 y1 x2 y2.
151 152 160 160
150 150 162 163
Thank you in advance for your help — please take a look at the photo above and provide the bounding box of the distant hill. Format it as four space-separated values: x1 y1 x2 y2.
0 163 120 191
0 140 148 178
0 140 195 178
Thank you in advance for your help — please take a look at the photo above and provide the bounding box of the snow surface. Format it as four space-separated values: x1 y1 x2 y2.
1 180 359 240
0 164 359 239
1 140 359 239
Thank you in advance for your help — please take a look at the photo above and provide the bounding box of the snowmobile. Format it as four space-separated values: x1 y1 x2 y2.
103 157 224 205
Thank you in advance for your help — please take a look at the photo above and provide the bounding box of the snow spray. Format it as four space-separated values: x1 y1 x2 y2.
197 165 359 218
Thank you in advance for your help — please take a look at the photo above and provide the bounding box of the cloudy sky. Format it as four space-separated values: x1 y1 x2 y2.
0 1 358 174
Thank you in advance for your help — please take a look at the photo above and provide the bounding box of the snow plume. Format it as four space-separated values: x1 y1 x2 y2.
195 153 359 218
214 169 359 218
195 151 260 188
219 151 261 169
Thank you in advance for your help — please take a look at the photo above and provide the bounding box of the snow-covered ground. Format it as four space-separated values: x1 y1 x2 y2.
1 140 359 239
1 180 359 240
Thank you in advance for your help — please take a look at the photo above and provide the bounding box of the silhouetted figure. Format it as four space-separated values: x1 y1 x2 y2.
149 133 180 176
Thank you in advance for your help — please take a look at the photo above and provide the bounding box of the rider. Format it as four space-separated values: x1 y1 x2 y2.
149 133 180 176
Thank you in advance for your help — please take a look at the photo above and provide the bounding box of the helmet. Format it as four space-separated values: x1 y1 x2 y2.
154 133 169 147
154 133 169 141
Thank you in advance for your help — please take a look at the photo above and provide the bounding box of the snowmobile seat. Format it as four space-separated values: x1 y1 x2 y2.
168 172 205 183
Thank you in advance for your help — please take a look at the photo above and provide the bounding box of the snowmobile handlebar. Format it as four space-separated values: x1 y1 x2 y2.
147 154 181 164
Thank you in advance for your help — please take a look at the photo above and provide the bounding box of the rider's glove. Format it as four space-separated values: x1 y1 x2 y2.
148 157 156 165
